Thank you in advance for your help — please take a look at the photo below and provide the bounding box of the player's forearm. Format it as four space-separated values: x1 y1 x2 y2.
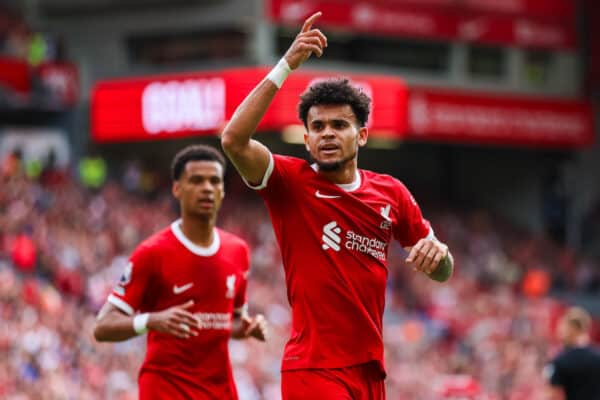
221 77 279 154
94 318 139 342
429 251 454 282
94 306 147 342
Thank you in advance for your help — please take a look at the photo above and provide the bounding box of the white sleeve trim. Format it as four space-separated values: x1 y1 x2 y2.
108 294 135 316
242 152 274 190
426 227 436 241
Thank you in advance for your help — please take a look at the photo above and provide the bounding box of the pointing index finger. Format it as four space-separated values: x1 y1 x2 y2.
302 11 322 33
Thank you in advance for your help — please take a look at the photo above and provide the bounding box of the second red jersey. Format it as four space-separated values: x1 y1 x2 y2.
252 154 431 374
108 221 250 399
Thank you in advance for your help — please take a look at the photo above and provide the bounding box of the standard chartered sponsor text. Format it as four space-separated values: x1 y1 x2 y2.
193 312 231 330
345 230 387 261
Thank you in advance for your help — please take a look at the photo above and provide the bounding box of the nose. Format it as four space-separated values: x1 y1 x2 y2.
199 180 214 193
321 126 335 138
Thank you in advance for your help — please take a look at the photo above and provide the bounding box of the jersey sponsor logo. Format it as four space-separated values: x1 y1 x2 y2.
193 312 231 330
118 262 133 286
225 274 236 299
380 204 392 230
173 282 194 294
315 190 341 199
322 221 342 251
321 221 388 261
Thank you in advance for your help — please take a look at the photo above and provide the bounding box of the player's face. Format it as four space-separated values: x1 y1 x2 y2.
173 160 224 220
304 104 368 171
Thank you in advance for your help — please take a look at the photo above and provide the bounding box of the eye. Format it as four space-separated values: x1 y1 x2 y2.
210 176 222 185
311 121 324 131
333 120 348 129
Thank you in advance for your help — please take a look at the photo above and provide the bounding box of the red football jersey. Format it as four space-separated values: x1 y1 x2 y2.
250 154 431 374
108 220 250 400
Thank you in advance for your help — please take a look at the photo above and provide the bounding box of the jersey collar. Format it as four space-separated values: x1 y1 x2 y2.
310 164 361 192
171 219 220 256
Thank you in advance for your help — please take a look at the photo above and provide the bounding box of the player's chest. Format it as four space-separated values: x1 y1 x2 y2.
154 253 241 303
292 178 396 239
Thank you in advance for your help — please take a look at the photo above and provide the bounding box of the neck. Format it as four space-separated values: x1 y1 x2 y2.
179 214 215 247
318 158 358 185
573 335 590 347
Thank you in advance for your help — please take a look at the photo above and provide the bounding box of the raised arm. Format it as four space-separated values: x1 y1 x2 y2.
220 11 327 185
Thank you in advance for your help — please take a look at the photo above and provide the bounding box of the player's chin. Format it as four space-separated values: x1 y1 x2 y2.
190 207 216 219
317 159 342 172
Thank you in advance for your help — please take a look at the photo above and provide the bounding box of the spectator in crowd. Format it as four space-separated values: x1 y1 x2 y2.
545 306 600 400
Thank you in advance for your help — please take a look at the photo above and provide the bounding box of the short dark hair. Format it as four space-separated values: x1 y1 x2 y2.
298 79 371 128
563 307 592 333
171 144 226 181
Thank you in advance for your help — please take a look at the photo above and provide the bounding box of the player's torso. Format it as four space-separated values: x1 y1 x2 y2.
272 163 398 297
140 229 246 380
145 234 244 332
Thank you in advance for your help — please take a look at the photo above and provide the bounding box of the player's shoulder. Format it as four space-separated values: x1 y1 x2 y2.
217 228 250 268
553 347 580 366
217 228 249 252
361 169 412 197
133 225 176 255
273 154 309 172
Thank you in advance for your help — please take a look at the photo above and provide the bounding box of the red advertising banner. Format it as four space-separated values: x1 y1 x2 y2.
36 62 79 107
0 56 30 94
269 0 575 21
91 67 409 143
462 0 575 20
408 88 595 148
267 0 576 50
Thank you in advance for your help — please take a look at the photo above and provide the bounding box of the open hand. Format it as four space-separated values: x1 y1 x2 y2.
147 300 199 339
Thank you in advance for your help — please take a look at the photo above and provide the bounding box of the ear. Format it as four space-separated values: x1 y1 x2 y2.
172 181 180 200
357 126 368 147
304 132 310 152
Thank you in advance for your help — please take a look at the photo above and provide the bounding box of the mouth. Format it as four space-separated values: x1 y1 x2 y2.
318 143 340 156
197 198 215 208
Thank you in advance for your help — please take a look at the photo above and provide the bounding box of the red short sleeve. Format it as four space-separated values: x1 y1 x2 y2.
108 245 156 315
393 184 431 247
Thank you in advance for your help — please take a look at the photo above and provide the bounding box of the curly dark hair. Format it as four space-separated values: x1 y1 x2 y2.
171 144 226 181
298 79 371 128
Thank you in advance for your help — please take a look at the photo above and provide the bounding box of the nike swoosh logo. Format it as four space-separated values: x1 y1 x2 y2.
173 283 194 294
315 190 341 199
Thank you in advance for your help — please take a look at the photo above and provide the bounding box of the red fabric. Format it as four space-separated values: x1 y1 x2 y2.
257 155 430 373
11 234 36 271
522 269 551 297
139 371 231 400
281 362 385 400
109 224 249 399
0 56 30 94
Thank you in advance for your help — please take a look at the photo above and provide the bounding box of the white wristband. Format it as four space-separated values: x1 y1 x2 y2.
133 313 149 335
266 58 292 89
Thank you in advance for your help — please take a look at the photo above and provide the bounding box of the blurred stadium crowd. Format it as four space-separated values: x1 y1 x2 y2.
1 152 598 400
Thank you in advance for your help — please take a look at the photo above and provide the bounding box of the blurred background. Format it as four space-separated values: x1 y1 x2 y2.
1 0 599 399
